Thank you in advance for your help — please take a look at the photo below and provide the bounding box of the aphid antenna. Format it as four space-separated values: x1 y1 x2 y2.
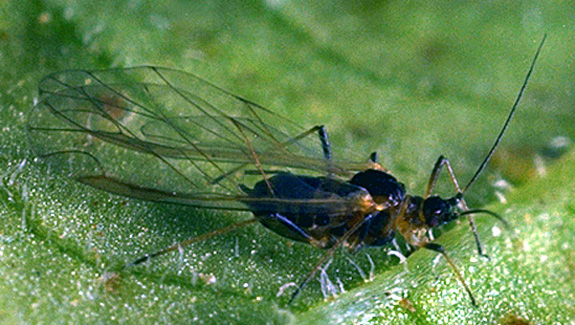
417 36 546 307
462 34 547 195
459 209 510 230
452 34 546 259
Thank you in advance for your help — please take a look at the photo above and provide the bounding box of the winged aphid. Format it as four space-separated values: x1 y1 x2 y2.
28 36 546 305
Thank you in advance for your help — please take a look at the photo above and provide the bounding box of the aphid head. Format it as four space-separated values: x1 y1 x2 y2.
421 193 463 228
422 192 509 230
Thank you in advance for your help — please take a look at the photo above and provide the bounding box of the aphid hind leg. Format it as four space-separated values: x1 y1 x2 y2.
210 125 332 185
276 124 332 172
231 119 274 193
424 242 477 306
288 215 370 304
288 244 337 305
424 155 487 258
265 124 332 158
124 218 257 268
317 125 332 161
260 213 321 246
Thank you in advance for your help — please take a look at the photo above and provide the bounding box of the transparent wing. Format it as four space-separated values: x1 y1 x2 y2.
27 66 374 212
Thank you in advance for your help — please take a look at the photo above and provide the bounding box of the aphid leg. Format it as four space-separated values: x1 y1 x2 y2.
232 122 335 192
317 125 332 161
317 125 337 176
289 244 340 305
369 152 378 164
124 218 257 268
265 213 319 245
424 155 462 198
260 124 331 161
209 125 332 186
285 124 331 173
424 242 477 306
230 118 275 193
367 151 387 172
424 155 487 258
289 216 369 304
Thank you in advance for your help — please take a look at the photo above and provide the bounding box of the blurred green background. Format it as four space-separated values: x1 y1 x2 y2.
1 0 574 323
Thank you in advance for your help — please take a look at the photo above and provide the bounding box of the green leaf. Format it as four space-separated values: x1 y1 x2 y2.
1 0 574 323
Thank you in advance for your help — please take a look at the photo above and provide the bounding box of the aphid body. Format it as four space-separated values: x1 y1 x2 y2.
27 36 546 305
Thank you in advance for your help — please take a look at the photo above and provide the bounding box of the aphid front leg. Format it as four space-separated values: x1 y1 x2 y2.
424 155 487 258
424 155 462 198
423 242 477 306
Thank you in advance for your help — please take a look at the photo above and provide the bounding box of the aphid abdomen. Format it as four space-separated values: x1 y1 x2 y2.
242 172 370 248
